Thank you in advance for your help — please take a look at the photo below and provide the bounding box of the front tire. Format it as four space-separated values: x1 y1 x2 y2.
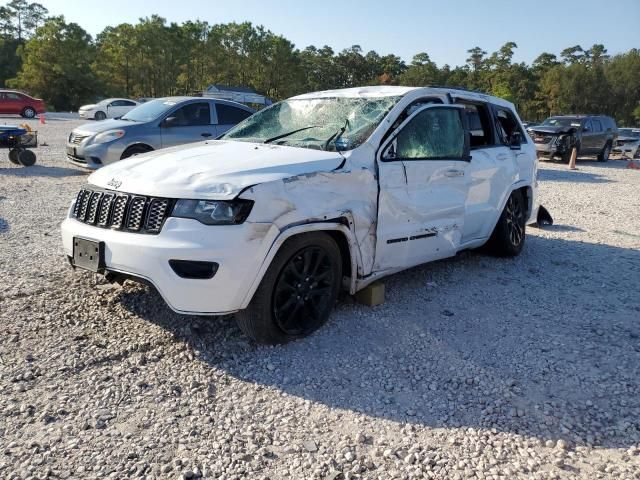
236 232 342 344
486 190 526 257
94 111 106 121
21 107 36 118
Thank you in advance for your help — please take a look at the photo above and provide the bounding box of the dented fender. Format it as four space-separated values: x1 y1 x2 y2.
239 221 360 309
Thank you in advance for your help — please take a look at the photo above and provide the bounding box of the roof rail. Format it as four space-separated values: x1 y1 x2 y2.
427 85 488 95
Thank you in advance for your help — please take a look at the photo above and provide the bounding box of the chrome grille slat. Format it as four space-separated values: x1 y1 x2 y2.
97 193 114 227
86 192 103 224
126 197 146 231
71 188 171 234
145 198 169 233
73 190 86 217
111 195 129 229
69 132 90 145
77 190 91 221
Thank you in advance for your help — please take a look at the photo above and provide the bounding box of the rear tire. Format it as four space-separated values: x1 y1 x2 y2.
94 111 106 121
21 107 36 118
120 144 153 160
17 149 36 167
597 142 611 162
235 232 342 344
486 190 526 257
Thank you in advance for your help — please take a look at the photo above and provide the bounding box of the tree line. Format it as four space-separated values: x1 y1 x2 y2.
1 1 639 125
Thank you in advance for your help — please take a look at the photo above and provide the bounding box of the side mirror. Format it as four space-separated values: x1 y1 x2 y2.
382 139 397 160
509 132 522 150
162 116 179 128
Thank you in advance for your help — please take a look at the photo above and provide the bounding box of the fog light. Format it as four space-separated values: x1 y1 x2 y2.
169 260 218 279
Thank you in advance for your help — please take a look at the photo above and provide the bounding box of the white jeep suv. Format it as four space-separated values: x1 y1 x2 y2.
61 86 540 344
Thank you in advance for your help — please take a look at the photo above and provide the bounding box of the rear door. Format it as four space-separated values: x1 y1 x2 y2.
590 118 606 151
214 102 253 136
160 101 217 148
374 104 470 271
454 99 515 242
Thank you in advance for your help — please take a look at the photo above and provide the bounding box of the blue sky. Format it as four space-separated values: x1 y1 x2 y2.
31 0 640 67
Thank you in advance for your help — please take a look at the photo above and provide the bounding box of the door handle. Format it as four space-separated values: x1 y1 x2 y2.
445 169 464 177
201 133 212 137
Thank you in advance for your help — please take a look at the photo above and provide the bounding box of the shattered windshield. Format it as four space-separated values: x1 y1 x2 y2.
541 117 582 128
222 96 401 151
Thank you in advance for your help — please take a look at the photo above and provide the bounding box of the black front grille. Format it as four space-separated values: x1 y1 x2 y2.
71 188 173 234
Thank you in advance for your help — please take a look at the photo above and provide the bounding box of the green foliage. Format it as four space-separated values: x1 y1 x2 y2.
8 16 97 110
0 11 637 125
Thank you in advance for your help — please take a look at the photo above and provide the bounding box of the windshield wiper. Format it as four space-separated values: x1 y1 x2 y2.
263 125 320 144
324 119 349 151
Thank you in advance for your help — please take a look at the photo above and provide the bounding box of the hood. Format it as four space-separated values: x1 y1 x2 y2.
529 125 577 135
618 135 640 142
79 104 96 110
88 140 344 200
74 119 139 135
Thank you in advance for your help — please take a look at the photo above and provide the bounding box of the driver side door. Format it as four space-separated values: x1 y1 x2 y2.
374 105 470 272
160 101 217 148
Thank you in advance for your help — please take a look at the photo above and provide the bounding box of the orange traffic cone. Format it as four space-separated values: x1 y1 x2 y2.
568 146 577 170
39 113 45 124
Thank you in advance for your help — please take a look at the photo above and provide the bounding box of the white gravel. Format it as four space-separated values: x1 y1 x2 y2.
1 116 639 479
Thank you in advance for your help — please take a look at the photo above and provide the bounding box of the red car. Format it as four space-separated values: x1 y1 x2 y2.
0 90 46 118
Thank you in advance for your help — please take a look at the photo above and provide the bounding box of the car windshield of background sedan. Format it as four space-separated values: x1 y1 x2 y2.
121 98 176 122
223 96 401 151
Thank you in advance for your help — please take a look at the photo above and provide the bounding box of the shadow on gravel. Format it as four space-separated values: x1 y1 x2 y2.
0 165 86 177
544 224 586 233
117 235 640 449
537 167 613 184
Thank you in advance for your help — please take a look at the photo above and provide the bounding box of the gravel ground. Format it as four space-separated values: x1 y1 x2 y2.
1 116 639 480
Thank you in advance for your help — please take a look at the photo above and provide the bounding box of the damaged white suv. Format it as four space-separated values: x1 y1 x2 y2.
62 86 540 344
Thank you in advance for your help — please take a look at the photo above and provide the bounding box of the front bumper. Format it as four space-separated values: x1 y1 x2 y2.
78 111 92 119
61 215 280 314
66 139 126 170
534 140 569 158
612 143 639 158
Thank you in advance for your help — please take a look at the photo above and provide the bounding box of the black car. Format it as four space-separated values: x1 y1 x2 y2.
530 115 618 162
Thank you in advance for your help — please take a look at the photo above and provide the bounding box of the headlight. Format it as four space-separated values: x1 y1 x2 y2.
171 199 253 225
93 129 125 144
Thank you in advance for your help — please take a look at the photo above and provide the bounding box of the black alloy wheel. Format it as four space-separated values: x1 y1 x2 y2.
272 246 335 336
505 194 524 248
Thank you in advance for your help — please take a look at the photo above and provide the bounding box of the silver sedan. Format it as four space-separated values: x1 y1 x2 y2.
66 97 254 169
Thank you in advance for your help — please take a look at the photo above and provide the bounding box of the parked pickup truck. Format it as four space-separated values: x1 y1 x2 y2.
62 86 543 344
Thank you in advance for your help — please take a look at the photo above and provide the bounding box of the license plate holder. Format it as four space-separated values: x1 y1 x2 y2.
73 237 105 272
66 146 76 157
